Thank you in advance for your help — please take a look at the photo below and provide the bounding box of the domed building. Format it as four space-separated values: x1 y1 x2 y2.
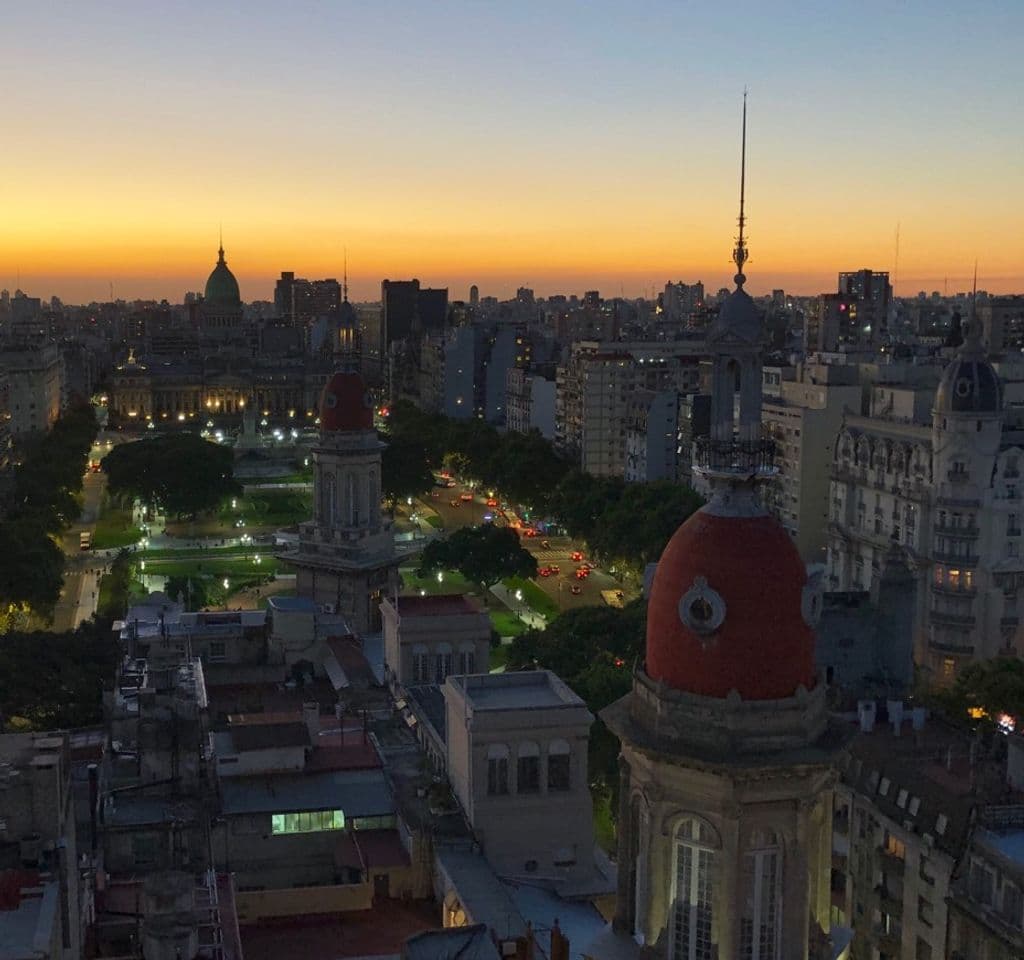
590 102 851 960
199 243 245 344
827 314 1024 684
281 370 398 632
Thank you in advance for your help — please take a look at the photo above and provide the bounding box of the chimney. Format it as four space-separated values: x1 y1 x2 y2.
302 702 320 743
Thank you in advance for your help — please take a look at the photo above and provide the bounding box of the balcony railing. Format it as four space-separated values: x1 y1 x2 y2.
934 522 979 537
694 436 776 476
930 609 976 627
931 581 977 598
933 549 980 566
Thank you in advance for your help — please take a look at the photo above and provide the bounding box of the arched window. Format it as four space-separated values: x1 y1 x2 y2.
547 739 571 792
740 828 782 960
517 741 540 794
671 817 718 960
486 743 509 796
458 643 476 675
411 644 430 684
435 643 453 683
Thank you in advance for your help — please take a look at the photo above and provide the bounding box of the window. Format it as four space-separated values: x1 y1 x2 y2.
884 834 906 859
671 818 717 960
435 643 454 683
517 741 540 794
411 645 430 684
271 809 345 834
879 777 891 797
935 814 948 836
969 859 994 906
458 645 476 675
896 789 908 809
942 659 956 682
918 895 934 927
740 829 782 960
909 796 921 817
919 854 934 885
540 739 571 793
1003 882 1023 927
487 744 509 796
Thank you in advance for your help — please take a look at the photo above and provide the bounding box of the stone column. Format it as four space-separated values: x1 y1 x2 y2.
613 754 632 934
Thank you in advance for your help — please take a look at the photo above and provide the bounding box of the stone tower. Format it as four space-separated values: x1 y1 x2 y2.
286 370 398 632
592 96 850 960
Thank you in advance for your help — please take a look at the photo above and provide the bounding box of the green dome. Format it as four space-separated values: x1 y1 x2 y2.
204 246 241 306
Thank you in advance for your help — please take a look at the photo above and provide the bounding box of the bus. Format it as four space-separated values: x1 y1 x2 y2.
79 531 92 551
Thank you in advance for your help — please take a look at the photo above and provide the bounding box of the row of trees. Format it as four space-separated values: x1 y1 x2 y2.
0 402 98 624
383 402 704 575
102 433 241 518
417 525 537 600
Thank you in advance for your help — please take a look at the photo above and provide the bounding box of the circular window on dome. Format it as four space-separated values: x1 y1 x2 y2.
325 392 338 409
678 576 726 639
955 377 973 399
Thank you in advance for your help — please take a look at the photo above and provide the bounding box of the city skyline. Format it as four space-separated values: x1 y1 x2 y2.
2 0 1022 303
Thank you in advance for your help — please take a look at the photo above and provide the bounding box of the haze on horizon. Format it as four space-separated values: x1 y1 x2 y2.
1 0 1021 305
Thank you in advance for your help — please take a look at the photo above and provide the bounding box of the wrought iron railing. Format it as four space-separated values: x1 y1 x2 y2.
694 435 776 475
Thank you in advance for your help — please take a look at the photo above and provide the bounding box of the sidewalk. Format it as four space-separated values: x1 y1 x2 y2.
489 582 547 631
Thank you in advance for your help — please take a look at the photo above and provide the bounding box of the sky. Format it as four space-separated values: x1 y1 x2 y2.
1 0 1022 304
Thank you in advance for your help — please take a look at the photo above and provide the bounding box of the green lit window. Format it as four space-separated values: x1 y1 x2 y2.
271 809 345 834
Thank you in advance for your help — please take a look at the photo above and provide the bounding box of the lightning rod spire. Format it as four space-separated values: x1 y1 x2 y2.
732 89 749 288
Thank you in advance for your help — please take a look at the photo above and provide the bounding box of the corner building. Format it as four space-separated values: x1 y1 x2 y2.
591 162 851 959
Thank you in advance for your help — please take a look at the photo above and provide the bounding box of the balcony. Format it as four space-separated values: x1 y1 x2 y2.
1010 527 1022 538
1002 615 1020 628
934 522 979 537
929 638 976 655
694 436 776 476
930 609 976 627
876 884 904 914
931 581 977 598
933 549 979 566
878 848 906 874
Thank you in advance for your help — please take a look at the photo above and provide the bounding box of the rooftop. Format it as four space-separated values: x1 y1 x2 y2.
0 870 58 960
390 594 483 617
268 596 319 613
220 766 392 818
449 671 585 712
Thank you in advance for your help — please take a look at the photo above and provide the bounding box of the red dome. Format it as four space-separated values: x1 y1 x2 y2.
319 371 374 432
646 509 817 700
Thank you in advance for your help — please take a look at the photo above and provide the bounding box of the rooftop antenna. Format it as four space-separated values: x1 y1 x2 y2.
732 88 749 288
109 280 114 302
893 222 900 296
343 247 349 303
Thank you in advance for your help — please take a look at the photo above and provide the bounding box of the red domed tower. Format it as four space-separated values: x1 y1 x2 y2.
282 370 398 632
594 97 850 960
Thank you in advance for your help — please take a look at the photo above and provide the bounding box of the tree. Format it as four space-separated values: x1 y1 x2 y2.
418 524 537 599
97 549 136 620
935 657 1024 725
164 575 210 612
103 433 240 518
380 434 435 514
0 520 65 621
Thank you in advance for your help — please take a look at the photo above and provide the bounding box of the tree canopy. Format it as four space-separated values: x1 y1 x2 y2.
102 433 240 518
934 657 1024 725
380 433 435 513
418 524 538 595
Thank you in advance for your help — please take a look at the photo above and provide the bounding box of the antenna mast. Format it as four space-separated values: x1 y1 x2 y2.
893 222 900 297
732 89 749 287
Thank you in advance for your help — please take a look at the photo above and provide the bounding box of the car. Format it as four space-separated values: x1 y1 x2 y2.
449 499 460 507
538 566 553 577
575 567 589 580
446 479 457 488
486 498 498 507
570 550 583 562
548 564 560 574
570 584 582 596
459 493 473 502
523 528 538 538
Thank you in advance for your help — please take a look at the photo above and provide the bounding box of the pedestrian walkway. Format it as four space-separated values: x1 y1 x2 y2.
489 582 547 631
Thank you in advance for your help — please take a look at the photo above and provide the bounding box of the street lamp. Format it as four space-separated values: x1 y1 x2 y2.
223 578 230 591
514 589 523 602
140 560 145 571
437 571 444 584
254 554 261 565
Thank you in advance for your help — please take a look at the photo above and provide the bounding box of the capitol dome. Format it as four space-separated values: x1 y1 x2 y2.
204 245 241 307
935 322 1002 415
645 505 818 700
320 370 374 432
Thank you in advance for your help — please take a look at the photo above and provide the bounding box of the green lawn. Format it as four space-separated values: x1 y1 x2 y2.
592 790 617 855
425 514 444 529
138 545 255 561
141 556 281 578
92 506 143 550
489 609 528 638
489 643 509 671
503 576 559 620
399 566 474 596
218 490 312 528
245 471 313 486
97 573 147 615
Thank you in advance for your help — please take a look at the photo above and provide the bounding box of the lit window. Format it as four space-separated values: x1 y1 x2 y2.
270 809 345 834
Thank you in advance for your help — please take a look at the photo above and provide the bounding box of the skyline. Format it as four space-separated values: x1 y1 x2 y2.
2 0 1022 303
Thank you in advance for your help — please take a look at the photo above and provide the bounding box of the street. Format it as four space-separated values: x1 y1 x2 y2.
53 461 108 631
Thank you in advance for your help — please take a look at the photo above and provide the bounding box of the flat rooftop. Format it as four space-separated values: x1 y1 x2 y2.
392 594 482 617
449 670 584 711
268 596 318 613
220 766 392 818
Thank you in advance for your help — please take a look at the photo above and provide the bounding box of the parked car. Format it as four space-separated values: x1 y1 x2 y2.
539 567 553 578
570 583 582 595
570 550 583 562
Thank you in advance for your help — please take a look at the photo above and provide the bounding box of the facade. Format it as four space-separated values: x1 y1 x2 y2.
555 341 702 477
827 323 1024 682
443 671 598 893
762 367 861 563
505 367 556 440
284 370 400 633
624 389 679 483
419 326 478 419
0 343 63 435
381 594 491 690
979 295 1024 356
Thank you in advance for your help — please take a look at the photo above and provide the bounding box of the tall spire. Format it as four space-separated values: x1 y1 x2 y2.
732 89 749 289
343 247 349 303
965 260 982 352
218 223 225 262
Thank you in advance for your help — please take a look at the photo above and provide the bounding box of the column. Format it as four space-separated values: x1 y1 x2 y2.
612 754 633 934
